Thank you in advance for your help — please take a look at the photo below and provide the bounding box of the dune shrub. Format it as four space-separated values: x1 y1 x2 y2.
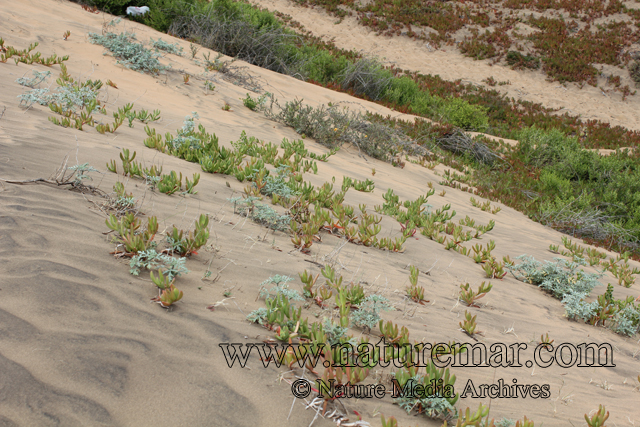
439 97 489 131
505 50 540 70
630 61 640 87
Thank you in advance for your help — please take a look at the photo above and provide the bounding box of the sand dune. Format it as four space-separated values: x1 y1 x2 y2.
1 0 639 426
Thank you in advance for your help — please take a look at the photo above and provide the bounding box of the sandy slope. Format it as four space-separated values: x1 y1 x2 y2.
250 0 640 132
0 0 639 426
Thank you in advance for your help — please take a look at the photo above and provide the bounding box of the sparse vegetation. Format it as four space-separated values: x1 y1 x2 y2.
88 32 168 74
509 256 639 336
459 282 492 307
150 37 183 55
405 265 427 304
67 0 640 261
11 3 640 424
460 310 479 337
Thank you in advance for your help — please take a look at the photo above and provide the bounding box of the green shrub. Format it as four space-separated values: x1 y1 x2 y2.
384 75 420 106
439 97 489 131
409 91 442 117
296 47 350 83
516 126 578 167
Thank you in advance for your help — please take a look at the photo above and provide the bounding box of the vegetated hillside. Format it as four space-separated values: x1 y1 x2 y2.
273 0 640 89
1 1 639 426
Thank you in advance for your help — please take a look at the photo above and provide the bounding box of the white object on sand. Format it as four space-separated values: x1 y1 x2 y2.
126 6 150 16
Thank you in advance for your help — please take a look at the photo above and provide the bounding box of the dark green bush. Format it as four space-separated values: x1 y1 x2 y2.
383 75 420 106
516 126 579 167
630 61 640 87
506 51 541 70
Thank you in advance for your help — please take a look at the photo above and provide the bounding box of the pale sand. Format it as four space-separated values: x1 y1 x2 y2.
1 1 639 426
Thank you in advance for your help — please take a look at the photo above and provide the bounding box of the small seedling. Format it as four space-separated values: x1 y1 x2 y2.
584 405 609 427
539 333 554 350
406 265 428 304
299 269 319 298
204 81 215 93
483 258 507 279
222 102 231 111
439 189 446 196
106 79 117 88
514 417 535 427
150 269 174 290
380 415 398 427
183 74 190 84
152 284 184 308
189 43 199 59
459 282 492 307
460 310 478 336
63 31 71 41
242 93 258 110
371 168 376 176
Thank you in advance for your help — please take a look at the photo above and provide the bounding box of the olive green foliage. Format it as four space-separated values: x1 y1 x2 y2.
518 127 640 245
439 97 489 131
465 125 640 252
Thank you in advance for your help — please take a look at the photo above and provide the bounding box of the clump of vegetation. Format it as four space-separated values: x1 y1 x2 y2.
166 214 210 256
150 37 183 55
508 255 602 300
130 249 189 280
459 310 479 337
88 32 168 74
459 282 492 307
263 95 424 162
505 51 541 70
405 265 428 304
242 92 269 110
585 405 609 427
247 274 309 340
439 97 489 131
470 197 501 214
630 61 640 87
351 294 392 330
509 255 639 336
393 360 460 420
16 70 51 88
563 284 640 336
1 38 68 66
105 213 159 256
230 196 291 232
151 272 184 308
